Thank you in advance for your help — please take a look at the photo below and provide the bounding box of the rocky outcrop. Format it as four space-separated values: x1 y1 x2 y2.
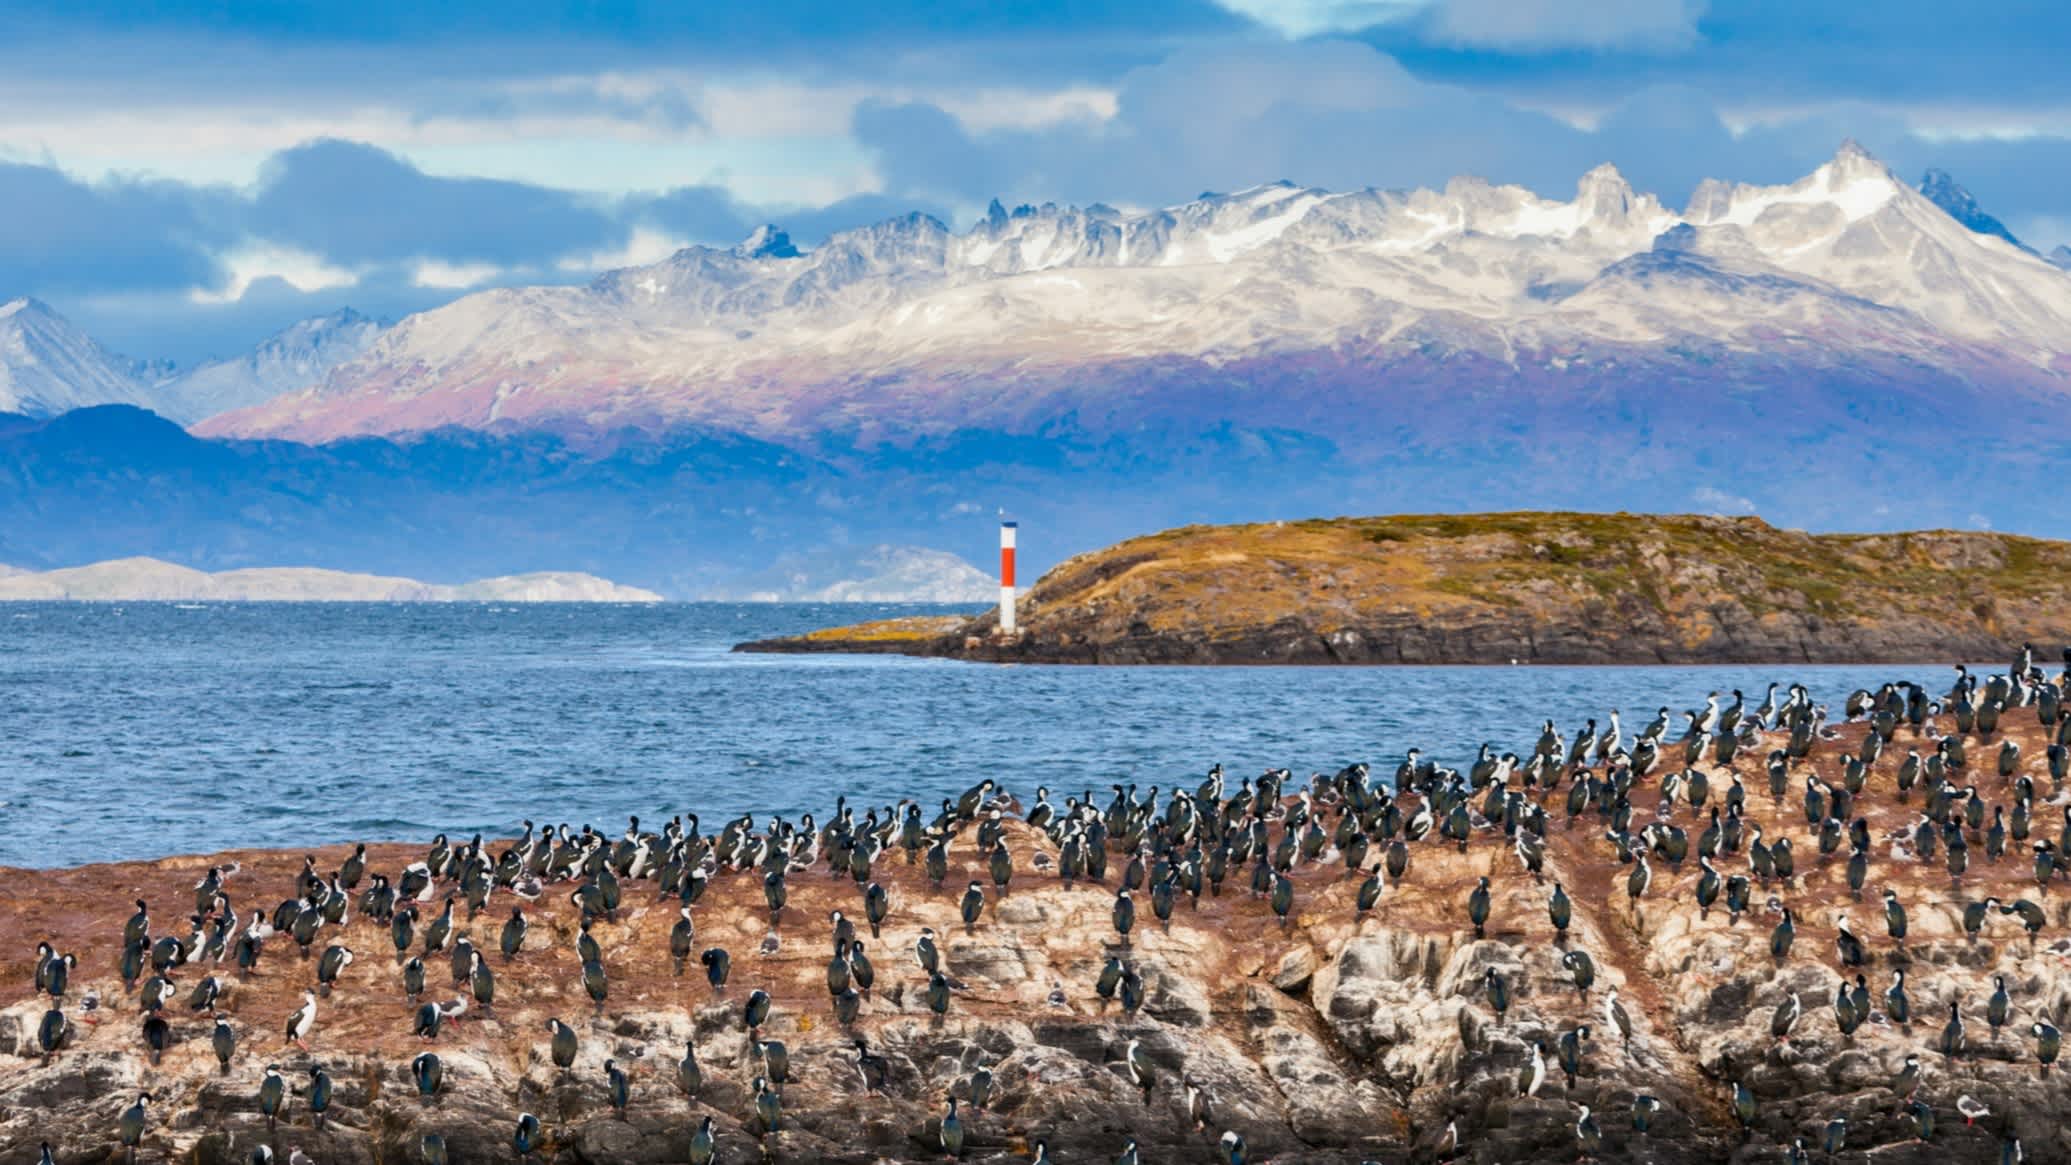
7 701 2071 1161
739 512 2071 664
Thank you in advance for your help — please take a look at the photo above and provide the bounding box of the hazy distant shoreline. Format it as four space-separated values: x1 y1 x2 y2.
0 556 662 603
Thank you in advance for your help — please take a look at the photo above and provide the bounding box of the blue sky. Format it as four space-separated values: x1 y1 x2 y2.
3 0 2068 363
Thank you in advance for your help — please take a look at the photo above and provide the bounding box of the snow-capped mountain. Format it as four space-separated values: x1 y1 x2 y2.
196 142 2071 446
0 298 152 418
156 308 386 425
203 142 2071 447
2053 246 2071 272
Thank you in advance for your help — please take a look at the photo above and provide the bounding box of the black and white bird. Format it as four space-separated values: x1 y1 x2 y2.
1124 1038 1155 1104
117 1091 150 1165
284 991 317 1051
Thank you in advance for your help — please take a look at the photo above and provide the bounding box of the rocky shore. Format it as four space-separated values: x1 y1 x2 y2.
7 677 2071 1162
736 512 2071 664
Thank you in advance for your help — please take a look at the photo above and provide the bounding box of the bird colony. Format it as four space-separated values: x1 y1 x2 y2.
8 652 2071 1162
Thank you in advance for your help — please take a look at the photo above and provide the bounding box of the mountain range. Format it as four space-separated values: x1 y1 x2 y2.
0 300 384 424
198 142 2071 446
0 556 661 602
5 142 2071 595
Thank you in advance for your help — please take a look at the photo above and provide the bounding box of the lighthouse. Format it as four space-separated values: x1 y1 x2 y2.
999 521 1018 635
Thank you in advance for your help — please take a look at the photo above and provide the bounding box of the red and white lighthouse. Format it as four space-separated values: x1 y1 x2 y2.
998 521 1018 635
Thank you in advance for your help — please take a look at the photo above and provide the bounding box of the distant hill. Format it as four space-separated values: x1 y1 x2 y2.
742 512 2071 664
0 556 661 602
0 406 1010 597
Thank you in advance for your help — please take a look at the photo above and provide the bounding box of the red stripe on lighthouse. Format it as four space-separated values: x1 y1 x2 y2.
1001 546 1015 588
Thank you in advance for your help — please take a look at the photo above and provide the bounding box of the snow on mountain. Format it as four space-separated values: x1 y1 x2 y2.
0 298 152 418
717 544 994 602
800 546 994 602
155 308 386 425
2053 246 2071 272
200 142 2071 444
0 556 661 602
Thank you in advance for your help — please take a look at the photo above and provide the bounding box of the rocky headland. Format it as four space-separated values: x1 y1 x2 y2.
737 512 2071 664
6 671 2071 1162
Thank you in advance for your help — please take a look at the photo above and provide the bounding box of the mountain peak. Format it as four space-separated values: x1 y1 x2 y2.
0 299 151 418
153 308 388 425
1917 168 2026 250
1575 163 1636 221
734 225 801 261
1829 138 1881 172
2052 244 2071 271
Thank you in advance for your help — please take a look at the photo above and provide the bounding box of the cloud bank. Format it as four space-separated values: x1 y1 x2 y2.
0 0 2066 363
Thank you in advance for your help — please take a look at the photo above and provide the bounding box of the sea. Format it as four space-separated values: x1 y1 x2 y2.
0 601 1981 869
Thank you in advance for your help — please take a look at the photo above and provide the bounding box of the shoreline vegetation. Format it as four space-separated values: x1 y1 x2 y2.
737 511 2071 665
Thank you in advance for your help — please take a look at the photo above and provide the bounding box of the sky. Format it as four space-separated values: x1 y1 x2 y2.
3 0 2069 365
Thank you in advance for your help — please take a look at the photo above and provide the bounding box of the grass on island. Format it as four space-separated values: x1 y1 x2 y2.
794 614 968 643
1022 510 2071 636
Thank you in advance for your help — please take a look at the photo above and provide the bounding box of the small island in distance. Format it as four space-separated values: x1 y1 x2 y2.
0 557 663 603
739 511 2071 665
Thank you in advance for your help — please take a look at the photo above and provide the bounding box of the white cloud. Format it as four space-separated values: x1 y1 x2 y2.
937 86 1119 132
411 259 507 289
1691 485 1756 516
1427 0 1708 52
1214 1 1424 37
187 243 358 304
555 227 694 273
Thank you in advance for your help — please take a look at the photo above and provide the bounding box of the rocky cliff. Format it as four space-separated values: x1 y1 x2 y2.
739 512 2071 664
6 677 2071 1163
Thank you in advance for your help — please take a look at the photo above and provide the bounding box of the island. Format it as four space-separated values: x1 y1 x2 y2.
3 678 2067 1161
736 511 2071 664
0 557 663 603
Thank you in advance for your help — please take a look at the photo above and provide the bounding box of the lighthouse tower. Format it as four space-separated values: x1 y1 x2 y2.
999 521 1018 635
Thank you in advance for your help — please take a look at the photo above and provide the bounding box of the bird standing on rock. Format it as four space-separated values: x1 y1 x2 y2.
412 1051 442 1099
547 1017 579 1070
2033 1021 2061 1075
961 880 986 932
117 1091 150 1165
688 1115 717 1165
308 1064 332 1131
514 1112 543 1159
284 991 316 1051
259 1065 284 1130
1484 967 1510 1022
702 946 731 993
1467 877 1491 939
1124 1038 1155 1104
752 1074 782 1138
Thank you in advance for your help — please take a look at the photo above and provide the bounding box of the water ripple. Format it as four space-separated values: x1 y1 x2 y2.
0 600 1978 867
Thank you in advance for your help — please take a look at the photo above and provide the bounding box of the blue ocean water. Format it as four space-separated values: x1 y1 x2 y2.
0 602 1975 868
